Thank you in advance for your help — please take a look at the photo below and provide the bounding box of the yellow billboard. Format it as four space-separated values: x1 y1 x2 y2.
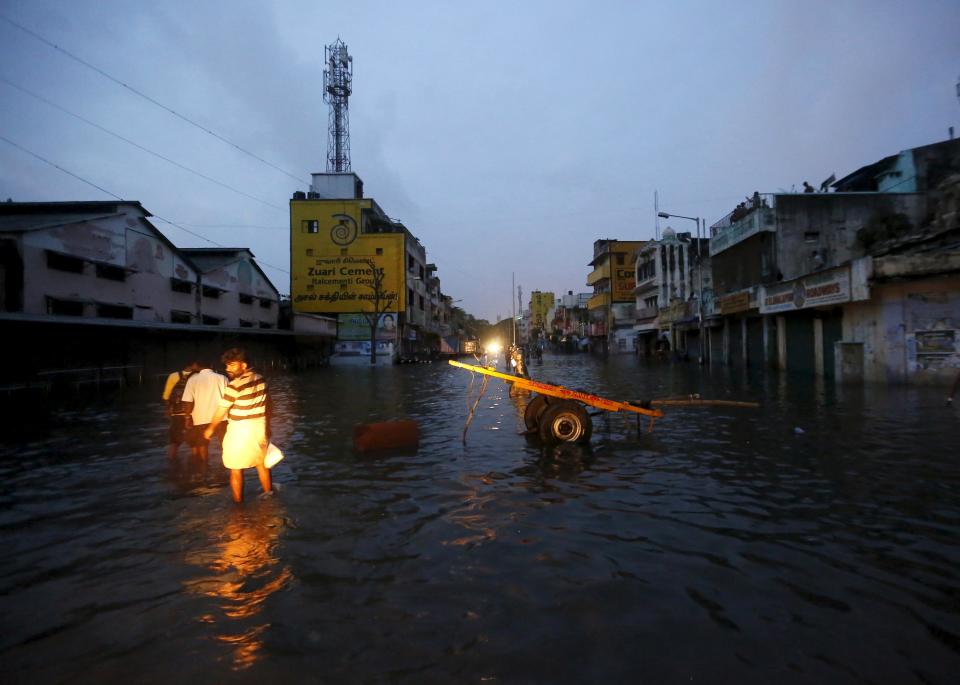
613 266 636 302
290 200 405 313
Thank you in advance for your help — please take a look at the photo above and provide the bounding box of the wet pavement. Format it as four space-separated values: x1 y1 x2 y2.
2 353 959 683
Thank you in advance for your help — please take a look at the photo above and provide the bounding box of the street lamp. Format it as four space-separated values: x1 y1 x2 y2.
658 211 706 364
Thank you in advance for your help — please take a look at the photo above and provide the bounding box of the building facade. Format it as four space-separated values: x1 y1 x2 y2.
707 138 960 383
586 239 644 354
290 172 450 361
0 201 279 330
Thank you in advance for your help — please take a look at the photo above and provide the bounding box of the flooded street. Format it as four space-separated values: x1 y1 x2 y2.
2 354 959 683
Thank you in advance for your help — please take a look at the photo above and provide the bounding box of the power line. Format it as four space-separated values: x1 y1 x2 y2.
0 13 305 185
0 134 124 200
1 76 286 212
0 134 291 276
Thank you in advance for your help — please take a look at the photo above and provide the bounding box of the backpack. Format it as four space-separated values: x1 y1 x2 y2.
168 371 192 416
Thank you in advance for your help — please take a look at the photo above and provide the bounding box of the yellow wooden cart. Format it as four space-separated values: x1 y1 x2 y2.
449 359 758 444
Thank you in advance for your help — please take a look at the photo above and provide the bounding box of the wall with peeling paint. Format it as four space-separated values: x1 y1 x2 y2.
842 275 960 385
196 258 278 328
14 207 201 323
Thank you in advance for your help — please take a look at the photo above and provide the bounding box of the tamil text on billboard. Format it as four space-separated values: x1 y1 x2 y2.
291 200 404 313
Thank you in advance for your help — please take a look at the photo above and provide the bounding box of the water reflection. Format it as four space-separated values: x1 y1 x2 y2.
184 501 292 670
2 354 959 682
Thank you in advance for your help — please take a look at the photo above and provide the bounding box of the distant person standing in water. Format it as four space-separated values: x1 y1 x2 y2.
204 348 272 503
181 362 227 459
162 361 199 458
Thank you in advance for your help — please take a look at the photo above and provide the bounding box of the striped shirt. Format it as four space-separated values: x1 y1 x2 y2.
220 370 268 421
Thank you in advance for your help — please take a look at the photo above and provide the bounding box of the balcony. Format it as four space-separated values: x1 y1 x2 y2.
710 194 776 255
635 305 658 321
586 265 609 287
587 293 610 310
634 274 657 294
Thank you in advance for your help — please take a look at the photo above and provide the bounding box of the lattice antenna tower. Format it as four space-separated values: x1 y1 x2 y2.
324 38 353 172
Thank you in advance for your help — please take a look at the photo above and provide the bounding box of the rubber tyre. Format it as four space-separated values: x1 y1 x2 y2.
538 400 592 444
523 394 550 432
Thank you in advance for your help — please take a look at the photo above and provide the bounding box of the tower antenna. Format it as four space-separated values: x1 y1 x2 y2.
324 38 353 172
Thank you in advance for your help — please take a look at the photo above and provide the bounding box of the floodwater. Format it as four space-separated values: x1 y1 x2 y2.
2 354 959 684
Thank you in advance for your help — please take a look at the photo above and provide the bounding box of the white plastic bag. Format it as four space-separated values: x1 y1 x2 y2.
264 442 285 469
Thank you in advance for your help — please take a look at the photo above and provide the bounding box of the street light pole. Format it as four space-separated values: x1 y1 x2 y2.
658 211 706 364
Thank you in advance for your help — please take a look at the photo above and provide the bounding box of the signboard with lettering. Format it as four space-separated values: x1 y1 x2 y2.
291 200 405 313
719 291 751 315
613 267 636 302
760 267 851 314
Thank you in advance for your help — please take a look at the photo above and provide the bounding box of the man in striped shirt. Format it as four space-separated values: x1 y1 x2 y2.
204 347 272 502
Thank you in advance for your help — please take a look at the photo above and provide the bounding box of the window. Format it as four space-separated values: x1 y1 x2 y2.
418 295 424 310
408 255 415 271
202 285 222 299
804 231 820 242
46 251 84 273
95 263 126 281
202 315 220 326
419 265 425 279
239 319 254 328
375 247 383 255
259 298 272 309
170 278 193 294
46 297 84 316
96 303 133 319
302 220 319 233
408 288 414 308
616 253 625 265
170 310 192 324
239 293 254 304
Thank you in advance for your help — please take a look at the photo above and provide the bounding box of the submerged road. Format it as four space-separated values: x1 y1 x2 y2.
2 353 959 683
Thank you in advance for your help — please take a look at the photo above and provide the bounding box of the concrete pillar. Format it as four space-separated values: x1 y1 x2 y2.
762 315 773 367
776 315 787 371
813 317 824 377
722 317 731 366
741 317 749 366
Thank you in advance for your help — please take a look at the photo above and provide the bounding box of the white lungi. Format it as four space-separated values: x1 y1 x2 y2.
222 417 267 469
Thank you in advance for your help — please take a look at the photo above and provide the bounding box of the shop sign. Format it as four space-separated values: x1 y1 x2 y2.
719 291 750 314
658 301 687 324
760 266 850 314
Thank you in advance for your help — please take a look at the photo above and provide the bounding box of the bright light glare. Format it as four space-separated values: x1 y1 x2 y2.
486 340 502 355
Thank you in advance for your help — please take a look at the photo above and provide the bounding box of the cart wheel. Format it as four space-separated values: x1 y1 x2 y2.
523 394 551 432
538 400 592 443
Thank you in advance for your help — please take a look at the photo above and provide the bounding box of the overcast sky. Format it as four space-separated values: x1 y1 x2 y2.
2 0 958 322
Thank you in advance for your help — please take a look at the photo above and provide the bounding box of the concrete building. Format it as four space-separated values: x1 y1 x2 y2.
709 138 960 383
586 238 645 354
290 172 451 361
633 227 711 358
179 248 280 329
528 290 555 333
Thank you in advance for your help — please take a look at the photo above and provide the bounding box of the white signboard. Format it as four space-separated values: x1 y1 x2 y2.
760 267 851 314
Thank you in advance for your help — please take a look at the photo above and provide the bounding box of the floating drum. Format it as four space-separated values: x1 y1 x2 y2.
353 420 420 453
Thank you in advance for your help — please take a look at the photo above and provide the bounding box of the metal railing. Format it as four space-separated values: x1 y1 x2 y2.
710 193 777 233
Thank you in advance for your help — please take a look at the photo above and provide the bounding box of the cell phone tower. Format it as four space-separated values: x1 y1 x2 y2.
324 38 353 172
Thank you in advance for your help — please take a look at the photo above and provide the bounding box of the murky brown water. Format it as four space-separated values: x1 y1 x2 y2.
2 354 959 683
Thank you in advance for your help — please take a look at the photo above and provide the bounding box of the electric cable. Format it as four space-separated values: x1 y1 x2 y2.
0 135 291 278
0 13 305 185
1 76 286 212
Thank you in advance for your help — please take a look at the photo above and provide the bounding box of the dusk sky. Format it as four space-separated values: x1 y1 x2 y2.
2 0 958 322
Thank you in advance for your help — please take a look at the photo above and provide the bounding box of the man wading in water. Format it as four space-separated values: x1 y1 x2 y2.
204 348 272 503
